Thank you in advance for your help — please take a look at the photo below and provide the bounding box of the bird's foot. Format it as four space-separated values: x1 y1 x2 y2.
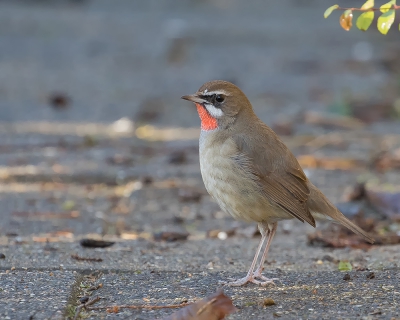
221 271 278 287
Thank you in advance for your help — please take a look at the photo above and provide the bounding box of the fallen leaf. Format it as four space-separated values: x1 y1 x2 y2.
12 211 80 220
350 99 395 123
178 188 202 202
162 290 236 320
338 261 353 272
341 183 366 202
119 232 139 240
297 155 363 170
304 111 364 129
71 254 103 262
366 188 400 220
106 306 120 313
371 150 400 172
262 298 276 307
106 154 134 166
153 231 189 242
344 181 400 220
62 200 76 211
80 239 115 248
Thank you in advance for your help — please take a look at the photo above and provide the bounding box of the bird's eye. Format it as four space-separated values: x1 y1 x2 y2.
215 95 225 103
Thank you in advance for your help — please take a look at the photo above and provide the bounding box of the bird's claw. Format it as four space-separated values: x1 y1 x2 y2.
220 272 279 287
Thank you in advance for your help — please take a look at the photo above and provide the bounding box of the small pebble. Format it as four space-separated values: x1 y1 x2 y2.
0 253 5 259
322 255 335 262
79 296 89 304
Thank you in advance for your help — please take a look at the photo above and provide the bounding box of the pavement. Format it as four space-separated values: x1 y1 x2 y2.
1 0 400 319
1 131 400 320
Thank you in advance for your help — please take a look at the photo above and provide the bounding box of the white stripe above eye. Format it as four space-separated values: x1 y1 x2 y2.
204 103 224 118
201 90 228 96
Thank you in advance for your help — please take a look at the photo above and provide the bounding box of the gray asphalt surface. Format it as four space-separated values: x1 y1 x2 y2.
1 0 400 319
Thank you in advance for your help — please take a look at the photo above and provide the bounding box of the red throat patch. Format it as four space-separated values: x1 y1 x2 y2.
196 103 218 131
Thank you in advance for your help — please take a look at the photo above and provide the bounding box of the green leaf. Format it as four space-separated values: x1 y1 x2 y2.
356 11 375 31
338 261 353 272
324 4 339 18
380 0 395 13
361 0 374 10
377 9 395 34
62 200 76 211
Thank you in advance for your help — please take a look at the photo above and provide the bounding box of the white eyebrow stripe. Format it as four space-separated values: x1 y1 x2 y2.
201 90 228 96
204 104 224 118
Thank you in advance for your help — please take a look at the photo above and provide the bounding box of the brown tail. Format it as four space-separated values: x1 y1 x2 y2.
307 183 374 244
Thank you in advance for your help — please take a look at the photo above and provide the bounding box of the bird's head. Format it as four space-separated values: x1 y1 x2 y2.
181 80 253 131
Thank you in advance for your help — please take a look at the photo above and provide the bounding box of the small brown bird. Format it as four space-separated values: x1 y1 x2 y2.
182 80 374 287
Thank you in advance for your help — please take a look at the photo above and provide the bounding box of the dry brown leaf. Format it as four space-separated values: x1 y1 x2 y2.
12 211 80 220
308 210 400 249
339 11 353 31
297 155 363 170
342 182 400 220
371 150 400 172
153 231 189 242
304 111 364 129
106 306 120 313
366 188 400 221
162 290 236 320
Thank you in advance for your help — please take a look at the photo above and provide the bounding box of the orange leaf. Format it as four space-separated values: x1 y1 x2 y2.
162 290 236 320
106 306 120 313
340 10 353 31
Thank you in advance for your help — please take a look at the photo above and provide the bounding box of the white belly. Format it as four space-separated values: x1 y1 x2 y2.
199 133 290 223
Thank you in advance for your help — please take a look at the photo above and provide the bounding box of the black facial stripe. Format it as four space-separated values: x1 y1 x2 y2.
199 94 225 107
199 94 214 102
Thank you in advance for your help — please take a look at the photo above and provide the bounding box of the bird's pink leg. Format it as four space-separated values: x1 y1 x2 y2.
253 222 279 286
225 222 279 287
224 232 267 286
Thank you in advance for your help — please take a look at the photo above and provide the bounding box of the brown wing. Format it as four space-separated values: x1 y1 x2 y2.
233 129 316 227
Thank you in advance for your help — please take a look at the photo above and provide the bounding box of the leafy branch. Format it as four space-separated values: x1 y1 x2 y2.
324 0 400 34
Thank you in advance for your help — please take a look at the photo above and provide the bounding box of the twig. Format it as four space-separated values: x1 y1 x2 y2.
87 302 190 311
71 254 103 262
334 5 400 11
73 296 100 320
88 283 103 291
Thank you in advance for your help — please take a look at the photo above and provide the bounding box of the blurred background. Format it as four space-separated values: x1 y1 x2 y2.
1 0 400 128
1 0 400 251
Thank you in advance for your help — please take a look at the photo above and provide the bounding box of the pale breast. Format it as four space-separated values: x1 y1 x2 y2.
199 132 289 223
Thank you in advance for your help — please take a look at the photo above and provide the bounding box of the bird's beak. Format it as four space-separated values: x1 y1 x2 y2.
181 93 206 104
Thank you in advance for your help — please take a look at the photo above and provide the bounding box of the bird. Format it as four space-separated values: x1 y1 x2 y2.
181 80 374 287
